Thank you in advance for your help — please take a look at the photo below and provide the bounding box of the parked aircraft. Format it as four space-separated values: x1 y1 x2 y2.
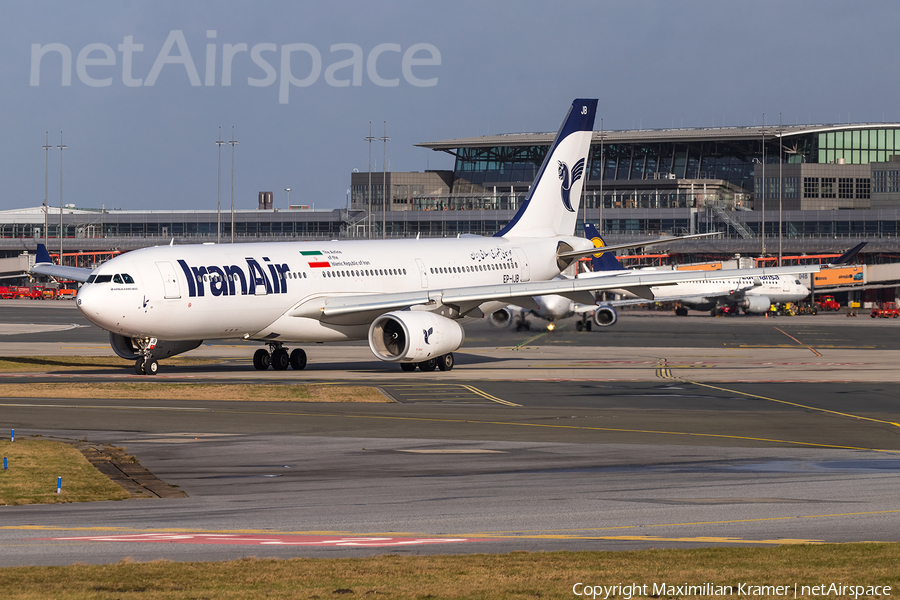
31 99 823 374
490 225 863 330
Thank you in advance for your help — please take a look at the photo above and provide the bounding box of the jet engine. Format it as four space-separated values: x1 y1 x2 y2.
592 306 618 327
739 296 771 314
488 307 516 329
368 311 465 363
109 333 203 360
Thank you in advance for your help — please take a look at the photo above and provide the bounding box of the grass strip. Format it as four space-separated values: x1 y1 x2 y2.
0 439 130 505
0 382 389 402
0 545 897 599
0 356 217 372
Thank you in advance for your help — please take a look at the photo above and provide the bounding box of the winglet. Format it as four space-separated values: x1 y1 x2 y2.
829 242 866 266
35 243 53 264
584 224 626 272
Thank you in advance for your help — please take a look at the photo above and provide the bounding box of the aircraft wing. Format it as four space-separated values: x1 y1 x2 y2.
30 263 93 282
312 263 822 319
30 243 93 282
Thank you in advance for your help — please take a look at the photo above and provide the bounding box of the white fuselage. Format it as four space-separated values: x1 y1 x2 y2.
75 235 590 343
650 274 810 308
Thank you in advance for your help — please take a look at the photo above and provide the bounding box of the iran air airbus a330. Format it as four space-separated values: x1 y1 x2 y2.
32 99 822 375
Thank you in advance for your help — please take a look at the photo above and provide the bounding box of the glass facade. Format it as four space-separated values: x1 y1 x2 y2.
450 126 900 197
818 128 900 164
874 169 900 193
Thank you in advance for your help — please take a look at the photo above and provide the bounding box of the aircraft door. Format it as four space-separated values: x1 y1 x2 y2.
781 276 790 292
155 261 181 299
415 258 428 288
513 248 531 282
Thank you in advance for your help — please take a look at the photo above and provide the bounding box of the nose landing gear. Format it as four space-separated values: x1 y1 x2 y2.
134 357 158 375
133 337 159 375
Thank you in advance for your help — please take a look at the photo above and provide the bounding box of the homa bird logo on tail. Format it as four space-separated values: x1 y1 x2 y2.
558 158 585 212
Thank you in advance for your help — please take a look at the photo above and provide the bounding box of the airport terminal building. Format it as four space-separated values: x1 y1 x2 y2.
5 122 900 264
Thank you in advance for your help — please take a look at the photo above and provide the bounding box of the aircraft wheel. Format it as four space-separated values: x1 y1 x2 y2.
400 362 416 372
437 353 454 371
143 359 159 375
575 321 583 332
134 358 146 375
253 348 271 370
272 348 290 371
585 320 592 331
418 358 437 372
290 348 307 370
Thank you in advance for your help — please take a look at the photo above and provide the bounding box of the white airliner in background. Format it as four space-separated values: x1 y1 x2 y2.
643 272 810 316
32 99 823 375
489 224 863 330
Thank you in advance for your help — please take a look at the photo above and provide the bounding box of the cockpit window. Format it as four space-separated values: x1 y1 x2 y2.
113 274 123 284
86 275 96 283
122 273 135 284
94 274 113 283
795 279 802 285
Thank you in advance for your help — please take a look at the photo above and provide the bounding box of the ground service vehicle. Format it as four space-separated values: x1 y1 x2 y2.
776 303 797 316
870 302 900 318
816 295 841 311
795 303 819 315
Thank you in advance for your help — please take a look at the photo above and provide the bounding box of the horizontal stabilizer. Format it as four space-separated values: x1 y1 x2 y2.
558 232 720 262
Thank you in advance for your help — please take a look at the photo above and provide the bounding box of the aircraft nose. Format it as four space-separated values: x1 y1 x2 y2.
75 284 105 324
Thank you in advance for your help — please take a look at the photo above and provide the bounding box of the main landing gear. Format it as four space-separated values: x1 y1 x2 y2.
253 343 307 371
399 353 455 372
575 317 593 332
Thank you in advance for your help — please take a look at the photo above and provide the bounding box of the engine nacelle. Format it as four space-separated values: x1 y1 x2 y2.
488 307 516 329
740 295 771 314
592 306 618 327
109 333 203 360
368 311 465 363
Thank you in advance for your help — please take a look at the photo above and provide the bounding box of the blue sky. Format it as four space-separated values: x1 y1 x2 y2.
2 1 898 211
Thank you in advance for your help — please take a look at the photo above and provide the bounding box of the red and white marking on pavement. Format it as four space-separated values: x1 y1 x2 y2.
36 533 482 546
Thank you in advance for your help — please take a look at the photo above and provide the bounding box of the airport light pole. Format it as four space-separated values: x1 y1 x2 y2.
229 126 238 243
365 122 375 239
599 118 604 234
215 127 225 244
285 188 291 207
778 113 783 267
380 121 390 239
760 114 766 258
42 132 52 250
57 132 67 266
